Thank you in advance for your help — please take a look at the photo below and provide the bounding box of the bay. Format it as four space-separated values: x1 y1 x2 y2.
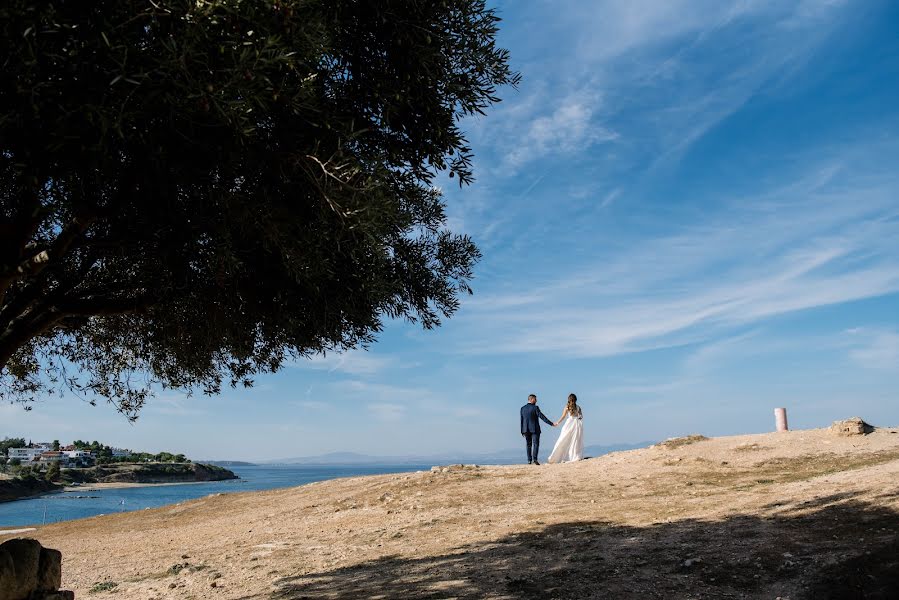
0 464 433 528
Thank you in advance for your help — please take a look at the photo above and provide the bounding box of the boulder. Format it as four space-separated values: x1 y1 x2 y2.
830 417 874 436
37 546 62 592
0 538 70 600
0 538 41 600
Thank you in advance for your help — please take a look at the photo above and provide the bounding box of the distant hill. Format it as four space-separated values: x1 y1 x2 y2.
265 442 653 465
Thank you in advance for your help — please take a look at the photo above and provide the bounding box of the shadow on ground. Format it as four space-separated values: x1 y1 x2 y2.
266 493 899 599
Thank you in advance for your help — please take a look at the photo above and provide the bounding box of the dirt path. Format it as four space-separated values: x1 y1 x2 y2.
4 427 899 599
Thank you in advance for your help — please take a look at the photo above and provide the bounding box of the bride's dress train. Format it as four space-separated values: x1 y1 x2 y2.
547 413 584 463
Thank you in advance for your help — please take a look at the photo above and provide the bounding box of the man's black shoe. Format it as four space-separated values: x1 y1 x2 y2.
533 461 540 465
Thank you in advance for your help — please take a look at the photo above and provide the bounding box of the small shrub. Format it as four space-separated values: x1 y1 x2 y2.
88 581 118 594
657 435 710 449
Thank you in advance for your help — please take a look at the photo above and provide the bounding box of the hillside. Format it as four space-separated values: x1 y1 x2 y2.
5 425 899 599
0 476 60 503
62 462 237 485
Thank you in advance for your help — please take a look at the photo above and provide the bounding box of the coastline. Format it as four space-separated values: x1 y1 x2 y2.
0 480 211 504
1 463 238 505
61 480 212 493
0 478 62 504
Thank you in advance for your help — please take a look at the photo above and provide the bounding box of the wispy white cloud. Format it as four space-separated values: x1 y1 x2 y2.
502 90 618 170
458 154 899 358
848 329 899 371
145 393 207 417
293 349 396 376
604 378 700 397
459 0 853 215
295 400 328 410
682 331 763 373
367 403 406 422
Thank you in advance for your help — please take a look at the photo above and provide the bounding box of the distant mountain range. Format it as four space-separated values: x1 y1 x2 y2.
260 442 654 466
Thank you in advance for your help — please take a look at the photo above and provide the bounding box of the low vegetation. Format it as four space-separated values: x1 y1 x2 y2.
655 434 710 449
87 581 118 594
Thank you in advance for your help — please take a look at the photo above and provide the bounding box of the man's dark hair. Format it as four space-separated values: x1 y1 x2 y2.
528 394 537 401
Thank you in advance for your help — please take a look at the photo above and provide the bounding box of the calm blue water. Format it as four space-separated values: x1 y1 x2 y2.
0 464 432 528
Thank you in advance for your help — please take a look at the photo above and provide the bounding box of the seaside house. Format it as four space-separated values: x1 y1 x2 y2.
8 446 50 461
63 450 94 467
38 451 66 464
111 448 132 458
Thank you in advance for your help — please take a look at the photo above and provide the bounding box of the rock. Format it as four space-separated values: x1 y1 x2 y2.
37 547 62 592
830 417 874 436
0 538 41 600
0 539 71 600
682 557 702 568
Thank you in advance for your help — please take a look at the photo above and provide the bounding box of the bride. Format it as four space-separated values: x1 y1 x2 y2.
547 393 584 463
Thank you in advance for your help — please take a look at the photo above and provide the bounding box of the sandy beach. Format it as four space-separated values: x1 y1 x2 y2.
4 425 899 599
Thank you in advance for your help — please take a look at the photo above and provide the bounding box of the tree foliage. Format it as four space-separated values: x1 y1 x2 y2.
0 437 26 455
0 0 518 417
45 460 60 482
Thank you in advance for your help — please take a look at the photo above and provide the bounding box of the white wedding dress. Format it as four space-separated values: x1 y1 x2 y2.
547 408 584 463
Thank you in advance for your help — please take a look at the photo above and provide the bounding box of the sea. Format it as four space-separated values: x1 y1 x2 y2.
0 464 434 528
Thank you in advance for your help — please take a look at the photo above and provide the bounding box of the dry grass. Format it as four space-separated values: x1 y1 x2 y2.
655 434 710 449
733 443 769 452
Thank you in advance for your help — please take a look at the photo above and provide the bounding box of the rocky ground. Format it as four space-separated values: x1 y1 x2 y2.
3 424 899 599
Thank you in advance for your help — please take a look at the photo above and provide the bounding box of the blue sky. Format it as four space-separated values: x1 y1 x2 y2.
3 0 899 461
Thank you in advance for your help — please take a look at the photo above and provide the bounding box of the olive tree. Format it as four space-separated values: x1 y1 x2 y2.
0 0 518 417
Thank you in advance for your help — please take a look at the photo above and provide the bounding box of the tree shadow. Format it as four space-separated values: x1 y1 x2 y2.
269 493 899 599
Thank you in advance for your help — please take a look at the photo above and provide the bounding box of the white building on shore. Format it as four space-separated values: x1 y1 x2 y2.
8 446 51 461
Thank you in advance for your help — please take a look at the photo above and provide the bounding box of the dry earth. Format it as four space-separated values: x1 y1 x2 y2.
4 426 899 599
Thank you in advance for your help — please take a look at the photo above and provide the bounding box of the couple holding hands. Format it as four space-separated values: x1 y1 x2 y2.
519 393 584 465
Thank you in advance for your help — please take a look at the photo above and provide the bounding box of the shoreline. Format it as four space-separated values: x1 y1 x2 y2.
1 463 239 505
61 480 216 493
0 478 63 504
0 480 218 505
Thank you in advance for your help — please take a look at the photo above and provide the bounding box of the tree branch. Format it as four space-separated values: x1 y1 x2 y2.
57 294 157 316
0 307 66 371
0 215 96 284
0 204 45 304
0 293 157 372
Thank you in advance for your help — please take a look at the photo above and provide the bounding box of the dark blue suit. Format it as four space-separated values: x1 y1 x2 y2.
521 403 554 463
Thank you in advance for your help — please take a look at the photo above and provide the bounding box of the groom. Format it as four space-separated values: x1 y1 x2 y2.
520 394 556 465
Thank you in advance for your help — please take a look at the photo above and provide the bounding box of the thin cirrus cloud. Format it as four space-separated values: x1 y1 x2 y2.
457 155 899 359
366 403 407 422
447 0 856 281
848 330 899 371
472 0 849 179
293 349 397 376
